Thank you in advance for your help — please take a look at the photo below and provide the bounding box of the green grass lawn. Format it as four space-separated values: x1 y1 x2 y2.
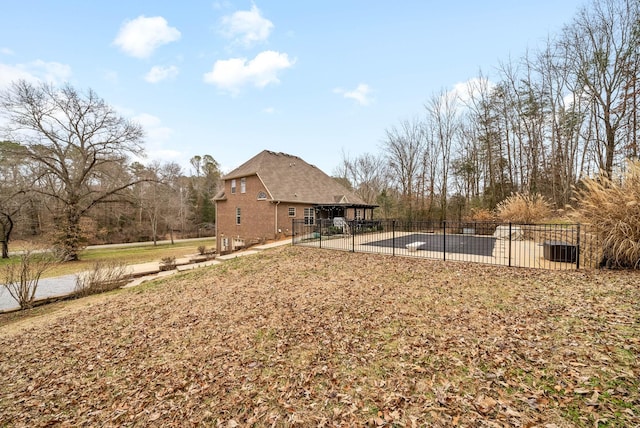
0 238 216 278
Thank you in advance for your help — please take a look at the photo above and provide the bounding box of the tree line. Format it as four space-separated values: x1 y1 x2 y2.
335 0 639 222
0 81 220 260
2 0 636 260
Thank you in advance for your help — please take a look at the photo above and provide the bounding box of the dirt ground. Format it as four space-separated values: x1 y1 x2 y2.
1 245 638 427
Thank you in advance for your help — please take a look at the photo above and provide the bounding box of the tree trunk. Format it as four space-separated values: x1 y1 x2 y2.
62 208 82 261
0 212 14 259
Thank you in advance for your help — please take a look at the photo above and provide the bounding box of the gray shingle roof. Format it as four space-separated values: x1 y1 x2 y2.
222 150 373 206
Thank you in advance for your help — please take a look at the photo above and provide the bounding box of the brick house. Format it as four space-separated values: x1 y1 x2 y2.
213 150 376 253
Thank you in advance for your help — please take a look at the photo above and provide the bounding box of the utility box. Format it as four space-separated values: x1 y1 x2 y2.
543 241 577 263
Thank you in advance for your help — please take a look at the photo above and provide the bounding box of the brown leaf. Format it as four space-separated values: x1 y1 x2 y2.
475 395 497 414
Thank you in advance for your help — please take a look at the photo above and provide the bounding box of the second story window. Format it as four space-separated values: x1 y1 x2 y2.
231 179 236 194
240 177 246 193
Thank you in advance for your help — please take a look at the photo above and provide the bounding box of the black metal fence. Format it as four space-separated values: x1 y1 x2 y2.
292 219 602 270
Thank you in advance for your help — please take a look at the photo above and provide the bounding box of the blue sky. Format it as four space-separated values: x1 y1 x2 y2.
1 1 585 176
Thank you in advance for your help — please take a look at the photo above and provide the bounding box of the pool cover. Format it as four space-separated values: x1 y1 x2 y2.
364 233 497 257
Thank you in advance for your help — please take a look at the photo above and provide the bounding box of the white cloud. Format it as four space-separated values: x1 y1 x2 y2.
131 112 183 163
203 50 294 94
31 60 72 83
134 113 173 141
1 48 14 55
212 1 232 11
0 63 37 87
0 60 71 88
451 77 495 106
334 83 373 106
220 4 273 47
262 107 275 114
144 65 179 83
113 16 181 58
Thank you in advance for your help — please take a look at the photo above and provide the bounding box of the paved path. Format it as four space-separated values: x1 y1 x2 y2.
0 239 291 313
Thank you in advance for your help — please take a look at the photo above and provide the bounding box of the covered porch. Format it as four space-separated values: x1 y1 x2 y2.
313 203 379 235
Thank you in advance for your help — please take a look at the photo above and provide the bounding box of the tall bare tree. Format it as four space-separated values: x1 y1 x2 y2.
463 75 513 208
0 80 145 261
334 151 386 205
382 118 426 221
424 89 460 220
562 0 640 177
0 141 29 258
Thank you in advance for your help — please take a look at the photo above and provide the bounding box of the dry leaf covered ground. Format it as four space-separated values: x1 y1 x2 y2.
1 246 638 427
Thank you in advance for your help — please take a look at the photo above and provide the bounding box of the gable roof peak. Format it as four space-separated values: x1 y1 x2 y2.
222 150 372 206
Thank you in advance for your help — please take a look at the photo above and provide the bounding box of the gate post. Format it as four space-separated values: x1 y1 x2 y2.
392 220 396 257
351 220 355 252
508 222 512 267
576 223 581 270
443 221 446 261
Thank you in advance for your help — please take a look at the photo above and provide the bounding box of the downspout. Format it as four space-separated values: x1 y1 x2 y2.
274 200 280 238
214 201 219 253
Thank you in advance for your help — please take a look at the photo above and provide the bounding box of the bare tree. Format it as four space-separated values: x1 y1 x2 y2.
463 75 513 208
0 141 28 258
0 81 145 261
334 151 386 205
424 89 460 220
2 247 56 309
562 0 640 177
451 120 482 203
534 37 591 206
382 118 426 221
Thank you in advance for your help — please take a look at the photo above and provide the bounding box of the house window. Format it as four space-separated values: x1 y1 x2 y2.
304 207 315 225
236 207 241 225
355 209 362 220
240 177 246 193
257 191 267 200
288 207 296 217
231 179 236 194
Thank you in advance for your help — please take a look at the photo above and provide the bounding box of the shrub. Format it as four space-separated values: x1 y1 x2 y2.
160 256 176 271
464 208 496 223
1 248 56 309
573 160 640 268
496 193 551 224
74 260 130 297
197 245 206 255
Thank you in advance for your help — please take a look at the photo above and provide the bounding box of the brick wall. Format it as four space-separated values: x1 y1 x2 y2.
215 174 313 253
